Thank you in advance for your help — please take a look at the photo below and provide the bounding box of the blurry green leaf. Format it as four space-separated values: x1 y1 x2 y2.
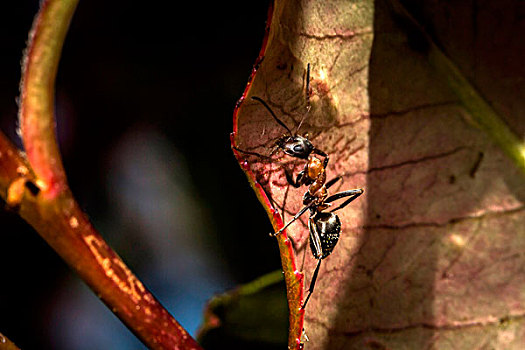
198 270 287 349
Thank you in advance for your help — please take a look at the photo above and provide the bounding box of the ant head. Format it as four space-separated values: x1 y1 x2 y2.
277 135 314 160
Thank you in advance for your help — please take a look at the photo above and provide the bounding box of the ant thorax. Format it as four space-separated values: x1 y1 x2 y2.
306 156 324 180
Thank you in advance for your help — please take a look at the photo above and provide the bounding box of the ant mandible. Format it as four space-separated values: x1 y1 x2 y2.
271 176 363 310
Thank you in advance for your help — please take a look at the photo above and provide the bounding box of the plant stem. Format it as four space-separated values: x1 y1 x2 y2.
8 0 203 348
0 132 32 194
19 0 77 199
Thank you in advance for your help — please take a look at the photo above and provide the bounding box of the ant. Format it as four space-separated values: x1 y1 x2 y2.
236 64 365 309
271 175 363 310
235 64 329 196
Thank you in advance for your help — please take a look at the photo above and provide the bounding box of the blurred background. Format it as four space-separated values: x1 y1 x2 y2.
0 1 281 349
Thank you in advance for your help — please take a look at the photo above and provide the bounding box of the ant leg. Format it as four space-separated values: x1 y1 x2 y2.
308 215 323 258
312 148 327 158
260 185 280 214
302 258 322 310
323 155 329 169
311 148 329 169
233 146 272 160
252 96 293 135
325 189 364 213
285 168 307 188
270 202 313 237
325 176 343 189
285 169 305 188
285 169 300 188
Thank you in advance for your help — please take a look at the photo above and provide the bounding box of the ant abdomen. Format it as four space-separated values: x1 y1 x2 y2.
309 212 341 259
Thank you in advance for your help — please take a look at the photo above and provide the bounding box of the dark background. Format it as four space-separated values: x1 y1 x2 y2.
0 1 279 349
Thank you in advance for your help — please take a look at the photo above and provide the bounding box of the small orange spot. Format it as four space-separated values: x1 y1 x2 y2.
16 165 29 176
7 177 26 206
69 216 79 228
318 67 327 81
449 234 466 247
144 306 152 316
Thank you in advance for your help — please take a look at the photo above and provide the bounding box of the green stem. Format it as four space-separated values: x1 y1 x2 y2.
19 0 77 199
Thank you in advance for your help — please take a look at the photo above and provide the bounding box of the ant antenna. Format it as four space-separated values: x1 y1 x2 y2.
293 63 311 135
251 96 293 135
306 63 311 102
294 107 309 136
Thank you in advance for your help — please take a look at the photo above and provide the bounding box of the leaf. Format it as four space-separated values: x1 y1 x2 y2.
198 270 287 349
232 0 525 349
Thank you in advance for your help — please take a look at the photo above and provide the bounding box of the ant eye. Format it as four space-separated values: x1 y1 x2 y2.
293 144 304 153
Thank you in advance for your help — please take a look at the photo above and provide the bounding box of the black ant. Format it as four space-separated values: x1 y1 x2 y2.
271 175 363 309
235 64 365 309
